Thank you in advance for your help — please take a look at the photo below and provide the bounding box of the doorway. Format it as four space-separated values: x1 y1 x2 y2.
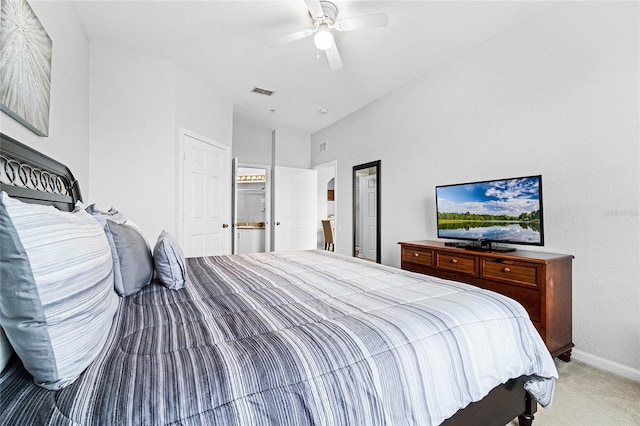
353 161 380 263
233 164 270 254
314 161 337 251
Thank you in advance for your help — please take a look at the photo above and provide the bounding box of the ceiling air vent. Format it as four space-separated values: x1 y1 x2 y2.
252 87 274 96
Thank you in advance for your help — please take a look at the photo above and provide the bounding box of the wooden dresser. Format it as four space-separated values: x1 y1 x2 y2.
399 240 574 361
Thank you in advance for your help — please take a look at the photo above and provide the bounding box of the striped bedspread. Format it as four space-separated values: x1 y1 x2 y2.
1 250 557 425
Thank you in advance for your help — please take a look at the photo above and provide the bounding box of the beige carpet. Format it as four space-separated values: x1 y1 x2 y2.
508 359 640 425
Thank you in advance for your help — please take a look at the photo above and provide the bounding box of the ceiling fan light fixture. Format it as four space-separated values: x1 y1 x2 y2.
314 28 334 51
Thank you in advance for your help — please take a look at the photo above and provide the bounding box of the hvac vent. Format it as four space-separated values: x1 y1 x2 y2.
252 87 274 96
319 141 327 152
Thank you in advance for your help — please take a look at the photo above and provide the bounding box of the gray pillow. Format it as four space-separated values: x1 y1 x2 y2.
0 192 119 390
84 204 153 295
106 221 153 296
153 230 186 290
85 204 126 288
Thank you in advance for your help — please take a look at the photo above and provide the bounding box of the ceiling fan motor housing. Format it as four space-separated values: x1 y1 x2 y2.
311 1 338 28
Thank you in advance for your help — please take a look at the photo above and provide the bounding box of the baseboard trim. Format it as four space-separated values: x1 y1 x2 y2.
572 349 640 382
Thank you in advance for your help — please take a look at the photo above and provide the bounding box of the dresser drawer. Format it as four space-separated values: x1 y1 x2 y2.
435 251 478 276
401 247 433 267
481 259 540 288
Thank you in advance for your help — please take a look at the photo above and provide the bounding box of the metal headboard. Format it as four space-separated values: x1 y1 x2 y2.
0 133 82 212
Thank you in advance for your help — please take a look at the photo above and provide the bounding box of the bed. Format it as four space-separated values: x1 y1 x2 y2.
0 133 557 425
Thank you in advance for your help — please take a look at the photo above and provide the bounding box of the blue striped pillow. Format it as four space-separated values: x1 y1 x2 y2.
153 230 186 290
0 192 119 390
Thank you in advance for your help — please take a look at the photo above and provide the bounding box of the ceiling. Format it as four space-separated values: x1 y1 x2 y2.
71 1 552 135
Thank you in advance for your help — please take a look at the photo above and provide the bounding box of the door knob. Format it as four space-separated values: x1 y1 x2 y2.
222 223 229 228
276 222 281 226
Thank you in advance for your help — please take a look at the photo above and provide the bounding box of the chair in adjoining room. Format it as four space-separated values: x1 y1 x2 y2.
321 219 334 251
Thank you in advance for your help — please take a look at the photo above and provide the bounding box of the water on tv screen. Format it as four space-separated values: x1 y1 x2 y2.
436 175 543 246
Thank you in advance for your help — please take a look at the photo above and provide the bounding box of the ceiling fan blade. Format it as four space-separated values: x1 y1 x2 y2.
268 28 314 48
335 13 388 31
325 42 343 71
304 0 324 18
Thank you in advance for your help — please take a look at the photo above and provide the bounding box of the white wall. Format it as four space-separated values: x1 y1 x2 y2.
1 1 90 198
176 67 233 148
89 45 233 243
274 128 311 168
232 125 272 164
89 45 176 243
233 125 310 169
311 2 639 376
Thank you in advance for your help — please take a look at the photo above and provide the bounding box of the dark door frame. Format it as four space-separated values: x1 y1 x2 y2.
352 160 381 263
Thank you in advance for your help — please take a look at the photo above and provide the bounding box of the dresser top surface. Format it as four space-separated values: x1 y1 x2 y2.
399 240 574 262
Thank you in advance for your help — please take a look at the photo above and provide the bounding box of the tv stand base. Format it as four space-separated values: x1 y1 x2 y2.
464 244 516 253
444 241 517 253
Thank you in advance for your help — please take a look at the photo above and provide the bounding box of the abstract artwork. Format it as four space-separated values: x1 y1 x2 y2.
0 0 52 136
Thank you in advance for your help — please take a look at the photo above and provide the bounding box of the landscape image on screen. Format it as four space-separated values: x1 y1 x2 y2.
436 176 542 244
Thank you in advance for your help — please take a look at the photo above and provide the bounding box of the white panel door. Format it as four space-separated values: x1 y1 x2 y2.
359 175 377 261
182 132 231 257
274 166 317 251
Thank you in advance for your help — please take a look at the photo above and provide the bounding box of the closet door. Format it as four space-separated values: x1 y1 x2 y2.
273 166 317 251
180 130 231 257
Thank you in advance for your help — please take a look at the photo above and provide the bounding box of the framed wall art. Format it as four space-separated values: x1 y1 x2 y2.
0 0 52 137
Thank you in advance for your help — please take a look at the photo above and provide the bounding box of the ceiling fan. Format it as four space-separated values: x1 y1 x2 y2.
269 0 388 71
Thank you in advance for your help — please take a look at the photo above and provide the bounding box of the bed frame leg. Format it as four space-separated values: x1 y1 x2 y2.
518 391 537 426
518 413 534 426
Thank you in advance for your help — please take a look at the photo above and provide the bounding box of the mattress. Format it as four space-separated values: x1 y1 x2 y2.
0 250 557 425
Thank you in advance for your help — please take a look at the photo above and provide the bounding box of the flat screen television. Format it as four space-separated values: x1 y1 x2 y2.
435 175 543 252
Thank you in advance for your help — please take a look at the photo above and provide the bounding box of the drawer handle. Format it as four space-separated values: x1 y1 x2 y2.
414 252 420 257
503 267 511 272
451 259 458 264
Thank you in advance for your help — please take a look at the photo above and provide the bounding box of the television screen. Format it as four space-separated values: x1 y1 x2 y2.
436 175 543 246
